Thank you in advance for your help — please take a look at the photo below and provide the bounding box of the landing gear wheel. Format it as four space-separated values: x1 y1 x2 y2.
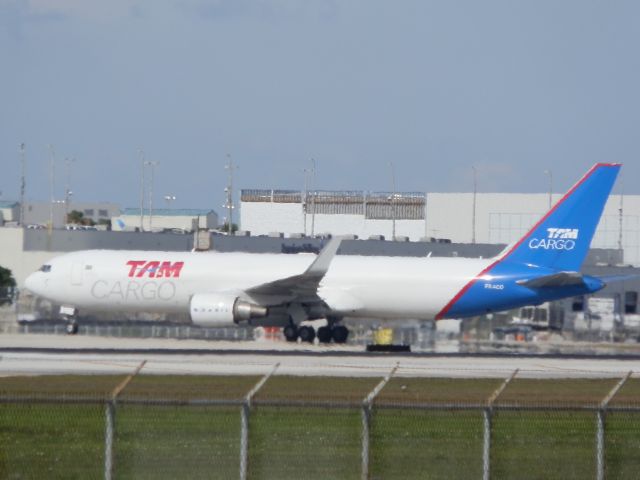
298 326 316 343
332 325 349 344
317 326 332 343
283 324 299 342
65 321 79 335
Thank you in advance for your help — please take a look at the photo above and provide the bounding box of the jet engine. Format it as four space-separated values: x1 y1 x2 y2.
190 293 268 326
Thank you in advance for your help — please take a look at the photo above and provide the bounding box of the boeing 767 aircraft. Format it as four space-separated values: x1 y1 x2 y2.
25 163 621 342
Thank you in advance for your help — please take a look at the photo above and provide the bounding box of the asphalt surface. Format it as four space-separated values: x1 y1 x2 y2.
0 335 639 379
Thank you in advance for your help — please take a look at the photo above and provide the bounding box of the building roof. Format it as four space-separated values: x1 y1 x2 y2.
122 208 216 217
0 201 19 208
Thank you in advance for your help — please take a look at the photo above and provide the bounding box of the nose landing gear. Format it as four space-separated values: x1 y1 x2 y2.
60 306 79 335
65 320 79 335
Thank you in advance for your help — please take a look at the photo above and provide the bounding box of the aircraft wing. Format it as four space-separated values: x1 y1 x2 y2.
246 237 342 299
516 271 585 288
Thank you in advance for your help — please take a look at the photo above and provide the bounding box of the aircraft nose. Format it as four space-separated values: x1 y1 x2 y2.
24 272 44 296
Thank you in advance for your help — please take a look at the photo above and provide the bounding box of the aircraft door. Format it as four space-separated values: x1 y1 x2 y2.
71 262 84 286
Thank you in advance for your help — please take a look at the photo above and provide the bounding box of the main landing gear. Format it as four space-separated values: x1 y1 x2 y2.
283 323 349 344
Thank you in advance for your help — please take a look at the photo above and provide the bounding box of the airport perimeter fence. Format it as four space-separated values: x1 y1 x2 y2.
2 368 640 479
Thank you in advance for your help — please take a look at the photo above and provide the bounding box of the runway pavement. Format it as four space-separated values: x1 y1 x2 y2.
0 334 639 379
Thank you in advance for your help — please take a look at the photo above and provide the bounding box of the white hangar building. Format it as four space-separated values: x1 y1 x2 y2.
240 189 640 266
111 208 218 233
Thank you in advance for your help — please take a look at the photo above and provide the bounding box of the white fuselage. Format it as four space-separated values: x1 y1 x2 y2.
25 250 491 320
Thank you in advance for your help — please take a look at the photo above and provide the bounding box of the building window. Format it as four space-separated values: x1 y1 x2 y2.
625 291 638 315
84 209 94 217
98 209 108 217
572 296 584 312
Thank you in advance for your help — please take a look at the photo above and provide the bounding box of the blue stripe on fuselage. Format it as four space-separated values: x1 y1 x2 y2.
445 261 604 318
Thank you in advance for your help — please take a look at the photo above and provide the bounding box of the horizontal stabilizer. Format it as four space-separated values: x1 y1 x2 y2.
599 274 640 285
516 271 584 288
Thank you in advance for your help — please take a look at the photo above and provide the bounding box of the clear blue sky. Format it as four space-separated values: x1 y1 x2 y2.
1 1 639 211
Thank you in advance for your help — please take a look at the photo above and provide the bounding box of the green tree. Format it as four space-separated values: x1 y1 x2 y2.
67 210 96 226
0 266 16 288
67 210 84 225
220 222 238 233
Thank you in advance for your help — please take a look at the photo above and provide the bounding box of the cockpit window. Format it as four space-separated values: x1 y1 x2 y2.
40 265 52 273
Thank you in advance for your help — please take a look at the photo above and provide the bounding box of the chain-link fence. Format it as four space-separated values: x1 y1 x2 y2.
2 369 640 479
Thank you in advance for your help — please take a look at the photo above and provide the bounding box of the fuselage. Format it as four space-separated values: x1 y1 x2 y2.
23 164 621 326
24 249 602 321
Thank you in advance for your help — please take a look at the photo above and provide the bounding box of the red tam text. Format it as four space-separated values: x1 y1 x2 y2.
126 260 184 278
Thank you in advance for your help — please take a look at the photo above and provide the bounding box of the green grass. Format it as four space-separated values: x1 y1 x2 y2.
492 411 597 479
378 378 502 405
605 412 640 479
120 374 261 401
370 409 483 479
249 407 361 480
496 378 619 407
609 378 640 407
2 375 640 479
254 375 379 405
114 405 240 480
0 403 105 480
0 375 124 399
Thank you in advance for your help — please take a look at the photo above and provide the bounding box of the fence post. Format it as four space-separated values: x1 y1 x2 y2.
240 363 280 480
482 408 491 480
104 360 147 480
596 370 632 480
104 401 115 480
361 363 399 480
596 409 605 480
240 402 250 480
361 404 371 480
483 369 519 480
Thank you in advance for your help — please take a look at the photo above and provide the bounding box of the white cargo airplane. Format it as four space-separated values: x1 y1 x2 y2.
25 163 622 342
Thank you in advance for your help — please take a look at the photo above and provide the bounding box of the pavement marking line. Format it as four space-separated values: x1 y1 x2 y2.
0 355 145 372
530 362 636 375
4 351 640 378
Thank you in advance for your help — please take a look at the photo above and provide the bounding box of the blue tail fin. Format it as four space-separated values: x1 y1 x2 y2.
499 163 621 271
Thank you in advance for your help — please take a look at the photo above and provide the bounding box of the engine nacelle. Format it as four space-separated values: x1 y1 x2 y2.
190 293 268 327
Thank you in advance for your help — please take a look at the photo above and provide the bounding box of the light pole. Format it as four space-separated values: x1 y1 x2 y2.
472 165 477 244
310 158 316 237
390 161 397 240
224 154 236 235
544 169 553 209
139 150 145 231
618 179 624 253
303 167 311 236
19 143 25 226
64 157 76 223
145 160 159 231
47 145 56 230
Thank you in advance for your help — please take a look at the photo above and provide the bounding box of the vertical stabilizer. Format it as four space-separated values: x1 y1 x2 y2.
499 163 620 271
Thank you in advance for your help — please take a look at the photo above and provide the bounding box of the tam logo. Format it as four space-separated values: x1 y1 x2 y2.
126 260 184 278
546 228 579 239
528 228 579 251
